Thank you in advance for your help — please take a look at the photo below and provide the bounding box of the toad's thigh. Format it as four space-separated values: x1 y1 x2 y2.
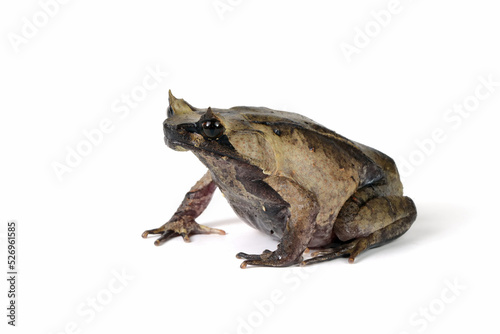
334 195 416 242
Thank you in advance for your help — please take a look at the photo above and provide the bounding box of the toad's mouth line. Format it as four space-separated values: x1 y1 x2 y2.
164 137 197 151
164 137 245 162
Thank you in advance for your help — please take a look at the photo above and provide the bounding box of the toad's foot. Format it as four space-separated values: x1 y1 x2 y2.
236 249 302 268
300 238 369 266
142 219 226 245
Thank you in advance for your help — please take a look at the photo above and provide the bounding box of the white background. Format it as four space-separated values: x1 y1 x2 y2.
1 1 499 333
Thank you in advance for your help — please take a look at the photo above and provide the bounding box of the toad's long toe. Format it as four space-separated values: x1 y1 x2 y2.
142 219 226 246
301 241 360 266
236 250 272 261
238 249 302 268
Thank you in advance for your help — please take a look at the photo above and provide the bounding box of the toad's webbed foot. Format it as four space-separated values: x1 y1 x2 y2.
236 249 303 268
142 219 225 245
143 171 225 245
301 238 368 266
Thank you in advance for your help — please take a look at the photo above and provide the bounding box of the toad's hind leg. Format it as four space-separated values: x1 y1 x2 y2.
302 195 416 266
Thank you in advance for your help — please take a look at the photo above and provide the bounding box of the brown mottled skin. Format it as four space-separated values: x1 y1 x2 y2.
142 91 417 268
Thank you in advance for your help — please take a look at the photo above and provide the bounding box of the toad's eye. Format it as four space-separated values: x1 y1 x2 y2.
201 119 224 139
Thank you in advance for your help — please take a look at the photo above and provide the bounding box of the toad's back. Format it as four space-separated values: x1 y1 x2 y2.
220 107 403 241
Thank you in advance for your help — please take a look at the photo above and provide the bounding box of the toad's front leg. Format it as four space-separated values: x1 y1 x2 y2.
237 177 319 268
142 171 225 245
